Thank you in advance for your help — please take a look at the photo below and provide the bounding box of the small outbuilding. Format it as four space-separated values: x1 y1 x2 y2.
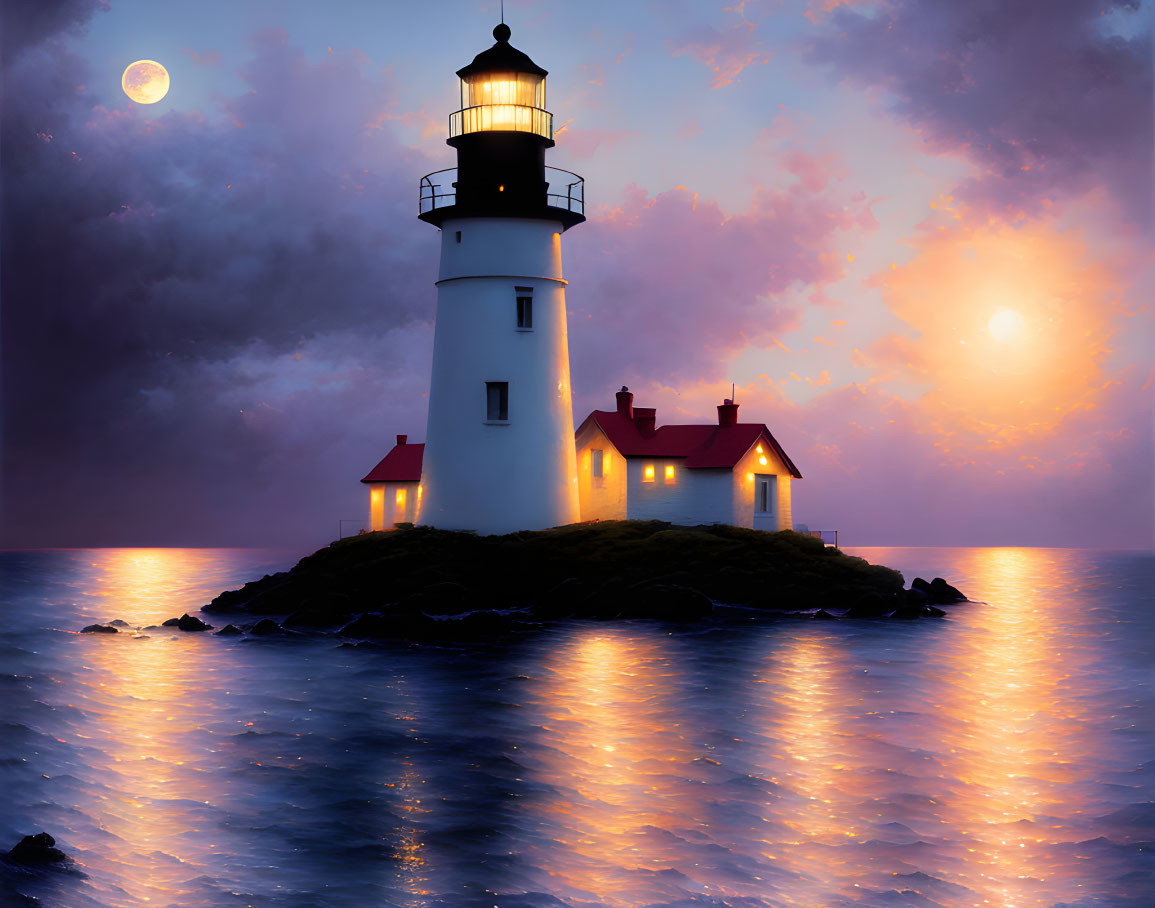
360 435 423 531
574 388 801 531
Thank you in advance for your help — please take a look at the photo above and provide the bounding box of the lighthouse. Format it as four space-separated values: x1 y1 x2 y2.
415 23 585 533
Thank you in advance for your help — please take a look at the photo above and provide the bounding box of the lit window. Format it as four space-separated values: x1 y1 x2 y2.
664 464 675 483
592 449 603 478
516 287 533 329
486 381 509 421
396 488 407 507
642 464 655 482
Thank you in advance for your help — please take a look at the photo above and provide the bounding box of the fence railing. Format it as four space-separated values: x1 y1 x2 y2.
338 519 367 540
804 529 839 548
419 166 584 217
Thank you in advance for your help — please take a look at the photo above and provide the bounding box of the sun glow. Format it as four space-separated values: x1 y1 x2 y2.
988 309 1025 343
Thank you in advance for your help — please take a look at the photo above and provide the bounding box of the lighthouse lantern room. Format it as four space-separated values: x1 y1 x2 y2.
415 24 585 533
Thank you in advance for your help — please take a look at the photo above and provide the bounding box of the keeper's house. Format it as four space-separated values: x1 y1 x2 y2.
574 387 801 531
361 435 423 532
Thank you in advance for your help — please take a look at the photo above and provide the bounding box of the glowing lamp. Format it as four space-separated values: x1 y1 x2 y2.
450 26 552 140
756 444 764 454
758 456 768 466
746 473 755 482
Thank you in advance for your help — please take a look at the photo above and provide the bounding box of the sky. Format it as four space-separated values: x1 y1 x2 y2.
1 0 1152 549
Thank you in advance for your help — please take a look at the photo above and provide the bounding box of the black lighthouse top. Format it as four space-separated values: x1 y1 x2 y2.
418 24 585 230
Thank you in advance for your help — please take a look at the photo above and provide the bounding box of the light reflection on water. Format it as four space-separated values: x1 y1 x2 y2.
0 546 1152 907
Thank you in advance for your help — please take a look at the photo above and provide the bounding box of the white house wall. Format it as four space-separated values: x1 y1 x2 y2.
420 217 580 534
370 481 420 530
625 459 734 525
576 424 627 521
730 439 793 530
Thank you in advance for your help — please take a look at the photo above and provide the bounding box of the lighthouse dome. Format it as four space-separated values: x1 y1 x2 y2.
452 25 551 140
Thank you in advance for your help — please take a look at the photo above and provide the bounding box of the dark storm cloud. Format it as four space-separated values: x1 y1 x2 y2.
805 0 1153 224
2 12 438 546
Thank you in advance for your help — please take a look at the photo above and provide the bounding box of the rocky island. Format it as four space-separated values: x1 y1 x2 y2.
188 521 969 642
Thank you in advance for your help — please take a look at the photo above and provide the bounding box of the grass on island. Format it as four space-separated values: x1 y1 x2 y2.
207 521 905 624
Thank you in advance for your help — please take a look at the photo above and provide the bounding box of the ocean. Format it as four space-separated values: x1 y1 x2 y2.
0 546 1151 907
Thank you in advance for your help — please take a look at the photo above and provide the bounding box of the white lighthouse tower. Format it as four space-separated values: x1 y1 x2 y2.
416 23 585 534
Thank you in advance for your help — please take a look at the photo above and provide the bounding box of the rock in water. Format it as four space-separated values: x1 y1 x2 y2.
844 591 897 619
80 624 117 634
161 617 182 627
108 619 131 627
176 614 213 632
249 618 282 636
8 832 67 864
214 624 243 636
813 609 837 620
929 577 968 604
912 577 969 605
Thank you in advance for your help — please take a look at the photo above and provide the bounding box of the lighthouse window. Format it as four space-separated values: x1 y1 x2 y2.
486 382 509 421
516 293 533 329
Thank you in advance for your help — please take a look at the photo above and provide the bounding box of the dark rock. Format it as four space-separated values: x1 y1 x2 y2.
249 618 282 636
892 587 928 619
615 583 714 621
437 609 514 640
531 594 577 621
214 624 244 636
108 619 131 628
177 614 212 632
402 581 473 616
282 608 347 630
844 591 897 619
911 577 932 595
204 571 292 613
921 604 947 618
338 612 437 640
161 617 182 626
8 832 67 864
813 609 837 620
928 577 968 604
80 624 117 634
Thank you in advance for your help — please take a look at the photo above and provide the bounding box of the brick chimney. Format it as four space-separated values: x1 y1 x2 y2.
717 399 739 427
634 407 656 436
615 385 634 419
396 434 408 446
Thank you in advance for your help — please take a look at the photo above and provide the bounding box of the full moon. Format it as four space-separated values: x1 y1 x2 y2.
988 308 1025 343
122 60 170 104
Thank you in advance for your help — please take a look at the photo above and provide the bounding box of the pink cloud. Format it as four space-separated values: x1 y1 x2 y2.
553 125 636 159
671 24 770 89
568 180 876 396
182 47 222 66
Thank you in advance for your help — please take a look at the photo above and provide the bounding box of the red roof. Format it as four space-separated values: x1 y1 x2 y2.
361 443 424 483
578 410 802 477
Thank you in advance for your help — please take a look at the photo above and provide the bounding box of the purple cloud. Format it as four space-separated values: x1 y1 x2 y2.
1 14 437 546
805 0 1153 225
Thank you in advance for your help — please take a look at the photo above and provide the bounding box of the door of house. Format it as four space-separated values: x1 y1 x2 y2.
753 474 777 531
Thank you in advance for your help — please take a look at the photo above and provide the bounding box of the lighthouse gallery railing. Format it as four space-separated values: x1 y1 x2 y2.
419 166 585 217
